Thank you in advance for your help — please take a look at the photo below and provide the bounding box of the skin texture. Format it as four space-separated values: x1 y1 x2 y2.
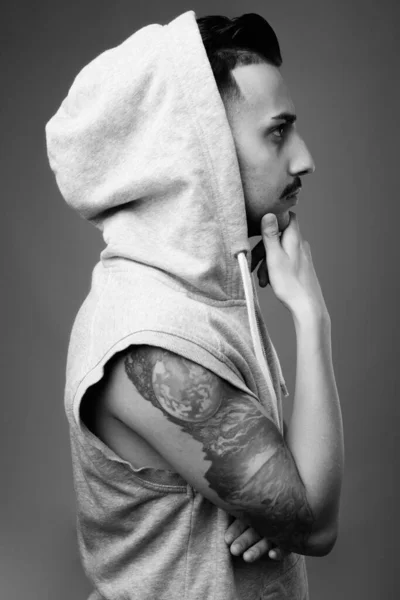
124 345 315 553
224 63 315 238
222 65 316 555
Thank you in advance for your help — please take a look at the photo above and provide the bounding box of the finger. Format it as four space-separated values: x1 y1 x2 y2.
261 213 281 251
304 240 313 260
280 211 302 254
257 258 269 287
268 547 289 561
224 519 248 545
229 528 263 555
242 538 270 562
251 240 265 271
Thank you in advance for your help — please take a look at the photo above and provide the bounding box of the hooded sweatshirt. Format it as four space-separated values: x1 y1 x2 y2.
45 9 309 600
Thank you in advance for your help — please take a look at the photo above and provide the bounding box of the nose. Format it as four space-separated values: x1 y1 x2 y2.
289 134 315 176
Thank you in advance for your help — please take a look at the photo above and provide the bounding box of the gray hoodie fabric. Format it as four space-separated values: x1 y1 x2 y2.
45 9 309 600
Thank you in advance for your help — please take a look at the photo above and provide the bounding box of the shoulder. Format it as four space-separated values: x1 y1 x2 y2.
121 344 226 423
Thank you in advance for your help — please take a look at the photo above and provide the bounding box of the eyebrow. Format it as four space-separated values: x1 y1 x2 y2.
271 112 297 124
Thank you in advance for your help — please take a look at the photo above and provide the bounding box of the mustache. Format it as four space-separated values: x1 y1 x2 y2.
280 177 302 198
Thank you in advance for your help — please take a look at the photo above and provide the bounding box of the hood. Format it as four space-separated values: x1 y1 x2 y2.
45 9 287 416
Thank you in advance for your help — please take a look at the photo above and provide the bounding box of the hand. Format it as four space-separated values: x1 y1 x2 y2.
225 517 289 563
251 211 327 315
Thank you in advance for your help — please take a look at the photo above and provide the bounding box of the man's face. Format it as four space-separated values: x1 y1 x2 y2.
224 62 315 237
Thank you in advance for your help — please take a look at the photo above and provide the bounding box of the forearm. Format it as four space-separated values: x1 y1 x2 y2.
228 310 344 556
286 306 345 535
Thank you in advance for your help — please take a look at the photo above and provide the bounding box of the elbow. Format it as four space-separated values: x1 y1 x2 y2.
239 510 339 558
305 523 338 557
308 534 337 557
322 525 339 555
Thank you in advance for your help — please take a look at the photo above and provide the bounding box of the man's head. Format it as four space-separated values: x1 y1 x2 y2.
197 14 315 237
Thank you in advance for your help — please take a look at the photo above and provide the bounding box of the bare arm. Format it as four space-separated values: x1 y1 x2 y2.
104 344 337 557
248 211 345 552
229 308 344 555
286 307 344 538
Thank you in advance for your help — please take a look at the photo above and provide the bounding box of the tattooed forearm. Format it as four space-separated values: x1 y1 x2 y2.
124 345 315 554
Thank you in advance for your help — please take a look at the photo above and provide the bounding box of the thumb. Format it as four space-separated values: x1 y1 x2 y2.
261 213 280 245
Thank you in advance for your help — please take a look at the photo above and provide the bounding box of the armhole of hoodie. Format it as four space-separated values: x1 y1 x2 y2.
69 330 262 491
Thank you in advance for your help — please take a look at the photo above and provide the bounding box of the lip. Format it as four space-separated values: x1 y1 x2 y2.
285 187 301 199
284 191 300 202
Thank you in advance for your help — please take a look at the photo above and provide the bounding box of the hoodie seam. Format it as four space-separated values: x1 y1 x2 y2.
183 495 195 600
88 327 248 390
101 266 248 308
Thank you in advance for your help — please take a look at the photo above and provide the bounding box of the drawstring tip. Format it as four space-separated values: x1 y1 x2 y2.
280 382 290 398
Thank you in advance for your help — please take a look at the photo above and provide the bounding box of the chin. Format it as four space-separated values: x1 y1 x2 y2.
249 210 291 238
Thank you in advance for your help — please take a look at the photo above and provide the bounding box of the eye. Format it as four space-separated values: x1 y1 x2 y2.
272 123 290 140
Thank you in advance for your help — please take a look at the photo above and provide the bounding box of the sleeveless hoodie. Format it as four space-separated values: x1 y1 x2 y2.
45 9 309 600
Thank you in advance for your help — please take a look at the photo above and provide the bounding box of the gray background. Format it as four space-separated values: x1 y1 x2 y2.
2 0 399 598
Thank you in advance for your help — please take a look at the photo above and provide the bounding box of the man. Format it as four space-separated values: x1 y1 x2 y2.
46 10 344 600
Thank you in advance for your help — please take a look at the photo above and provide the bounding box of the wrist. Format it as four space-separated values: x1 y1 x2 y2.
290 300 331 330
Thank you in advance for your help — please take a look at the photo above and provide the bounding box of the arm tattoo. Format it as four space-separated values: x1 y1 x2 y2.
124 345 315 552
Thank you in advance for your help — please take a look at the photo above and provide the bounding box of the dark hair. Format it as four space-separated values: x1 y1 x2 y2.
196 14 282 107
